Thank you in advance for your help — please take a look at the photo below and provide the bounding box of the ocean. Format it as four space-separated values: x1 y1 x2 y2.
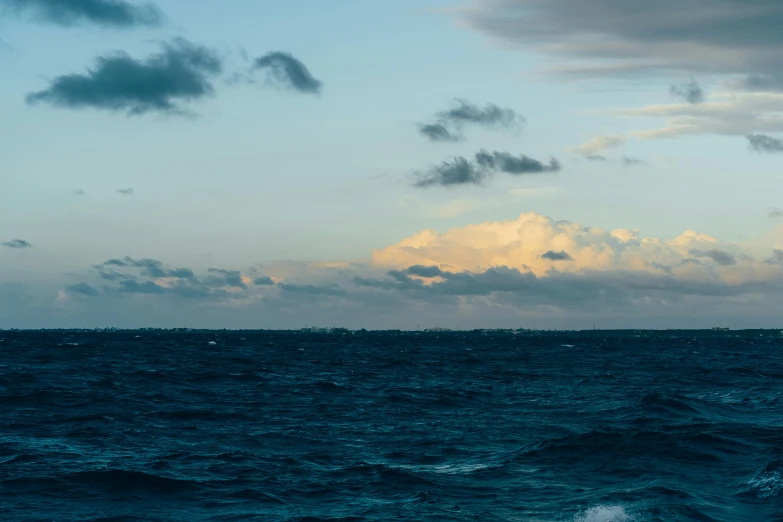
1 330 781 521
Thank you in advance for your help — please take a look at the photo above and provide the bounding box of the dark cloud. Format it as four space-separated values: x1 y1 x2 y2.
541 250 573 261
118 279 166 294
414 157 489 188
586 154 607 162
405 265 444 278
2 239 32 249
475 150 561 175
279 283 346 296
253 276 275 286
101 257 192 279
688 248 737 266
73 189 86 195
419 123 461 142
66 282 99 297
206 268 247 289
458 1 783 88
769 208 783 219
766 249 783 265
748 134 783 153
670 79 704 104
3 0 163 28
622 156 646 166
117 188 134 195
27 38 222 115
252 51 322 94
414 150 561 188
419 99 524 142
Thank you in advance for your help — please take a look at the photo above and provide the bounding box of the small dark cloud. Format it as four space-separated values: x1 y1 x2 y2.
101 257 191 279
419 99 524 142
414 150 560 188
117 188 134 195
622 156 646 166
748 134 783 153
3 0 163 28
118 279 166 294
27 38 223 116
738 75 783 92
414 157 489 188
475 150 561 175
206 268 247 289
2 239 32 249
73 189 86 195
419 123 461 142
766 249 783 265
670 79 704 104
252 51 322 94
769 208 783 219
406 265 444 278
541 250 573 261
66 282 99 297
586 154 607 162
253 276 275 286
688 248 737 266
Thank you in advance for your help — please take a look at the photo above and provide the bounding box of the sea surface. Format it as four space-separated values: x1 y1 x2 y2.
1 330 782 522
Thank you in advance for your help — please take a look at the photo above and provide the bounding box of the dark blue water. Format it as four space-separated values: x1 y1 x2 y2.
1 331 782 521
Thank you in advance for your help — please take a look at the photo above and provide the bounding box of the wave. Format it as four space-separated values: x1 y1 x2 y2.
64 469 202 495
574 505 632 522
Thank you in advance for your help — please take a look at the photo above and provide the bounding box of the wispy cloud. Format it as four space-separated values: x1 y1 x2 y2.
419 99 524 142
117 188 134 195
670 79 704 104
2 0 164 28
413 150 560 188
2 239 32 249
252 51 322 94
571 135 625 157
27 38 222 115
748 134 783 153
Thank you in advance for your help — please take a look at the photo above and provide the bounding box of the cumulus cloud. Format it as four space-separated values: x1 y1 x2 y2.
419 99 524 142
413 150 560 188
2 239 32 249
27 38 222 115
2 0 163 28
748 134 783 153
33 211 783 328
670 79 704 104
252 51 322 94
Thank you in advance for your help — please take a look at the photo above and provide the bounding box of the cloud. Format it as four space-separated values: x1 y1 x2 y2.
572 135 625 157
27 211 783 328
65 282 99 297
419 123 461 142
688 248 737 266
74 189 86 195
419 99 524 141
586 154 607 162
413 150 560 188
670 79 704 104
769 208 783 219
2 239 32 249
541 250 573 261
26 38 223 115
455 1 783 88
2 0 163 28
748 133 783 153
252 52 322 94
117 188 134 195
621 156 646 166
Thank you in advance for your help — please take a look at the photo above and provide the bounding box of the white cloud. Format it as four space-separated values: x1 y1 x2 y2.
570 134 625 156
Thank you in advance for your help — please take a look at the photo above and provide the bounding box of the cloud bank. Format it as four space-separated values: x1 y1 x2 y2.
27 39 222 115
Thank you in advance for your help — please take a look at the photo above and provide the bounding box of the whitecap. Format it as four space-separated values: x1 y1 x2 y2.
208 341 217 345
574 505 632 522
748 471 781 499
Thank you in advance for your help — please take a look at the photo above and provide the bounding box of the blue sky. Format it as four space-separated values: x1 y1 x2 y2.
3 0 783 328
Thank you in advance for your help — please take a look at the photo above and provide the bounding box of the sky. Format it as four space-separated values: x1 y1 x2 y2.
3 0 783 329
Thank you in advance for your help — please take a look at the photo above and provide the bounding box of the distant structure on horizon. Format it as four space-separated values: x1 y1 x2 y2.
423 327 452 333
711 327 730 331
